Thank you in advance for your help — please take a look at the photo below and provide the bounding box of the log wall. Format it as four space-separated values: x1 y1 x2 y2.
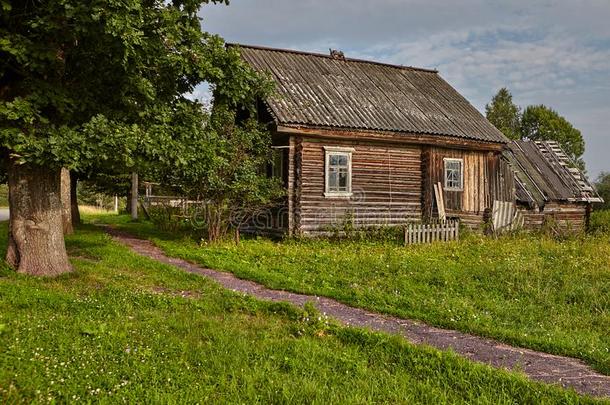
295 137 422 234
520 203 588 232
422 146 515 228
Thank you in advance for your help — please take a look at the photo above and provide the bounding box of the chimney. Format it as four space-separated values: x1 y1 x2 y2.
329 49 345 60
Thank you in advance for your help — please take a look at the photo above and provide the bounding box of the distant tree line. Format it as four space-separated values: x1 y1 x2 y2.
485 88 585 169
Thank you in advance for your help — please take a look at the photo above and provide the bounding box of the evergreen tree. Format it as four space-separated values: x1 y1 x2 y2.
485 88 521 140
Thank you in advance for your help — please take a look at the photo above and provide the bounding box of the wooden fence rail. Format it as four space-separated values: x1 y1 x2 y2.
404 220 459 245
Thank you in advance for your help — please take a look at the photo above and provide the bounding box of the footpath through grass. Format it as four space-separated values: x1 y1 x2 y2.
89 213 610 376
0 223 599 403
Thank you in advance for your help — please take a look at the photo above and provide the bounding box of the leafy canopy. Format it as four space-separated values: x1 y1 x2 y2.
146 100 284 240
485 88 521 140
485 89 586 168
520 104 585 165
0 0 265 174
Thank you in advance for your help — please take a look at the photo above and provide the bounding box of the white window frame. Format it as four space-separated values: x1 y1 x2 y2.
444 157 464 191
324 146 354 198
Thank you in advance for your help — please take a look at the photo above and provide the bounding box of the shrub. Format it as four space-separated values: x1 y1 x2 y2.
0 184 7 207
589 209 610 234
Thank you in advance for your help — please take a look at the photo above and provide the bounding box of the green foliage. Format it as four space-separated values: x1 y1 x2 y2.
594 172 610 210
149 103 284 242
0 183 7 207
0 225 594 403
485 89 586 168
325 212 404 242
0 0 267 181
98 215 610 374
147 205 192 233
485 88 521 140
589 209 610 234
521 104 585 166
76 180 119 211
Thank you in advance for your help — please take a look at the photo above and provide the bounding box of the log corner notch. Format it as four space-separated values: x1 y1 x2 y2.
6 159 73 276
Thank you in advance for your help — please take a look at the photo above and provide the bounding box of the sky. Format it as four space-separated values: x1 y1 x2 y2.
195 0 610 179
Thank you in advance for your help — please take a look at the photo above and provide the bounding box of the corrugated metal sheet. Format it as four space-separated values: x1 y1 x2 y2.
503 140 602 206
491 200 524 233
235 44 508 144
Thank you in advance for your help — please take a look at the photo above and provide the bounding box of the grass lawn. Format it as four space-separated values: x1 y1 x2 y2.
88 212 610 376
0 224 599 403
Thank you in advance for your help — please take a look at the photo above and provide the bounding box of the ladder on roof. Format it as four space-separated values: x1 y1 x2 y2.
534 141 593 193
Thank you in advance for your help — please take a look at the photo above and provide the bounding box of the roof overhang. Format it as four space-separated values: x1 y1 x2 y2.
276 124 506 152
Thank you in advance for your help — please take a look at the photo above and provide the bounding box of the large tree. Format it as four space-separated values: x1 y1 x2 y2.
0 0 264 276
520 105 585 167
485 88 521 140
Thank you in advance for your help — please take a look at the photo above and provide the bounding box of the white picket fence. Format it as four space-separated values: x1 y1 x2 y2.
405 220 459 245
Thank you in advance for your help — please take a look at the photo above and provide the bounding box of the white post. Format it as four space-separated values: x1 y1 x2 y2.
114 195 119 213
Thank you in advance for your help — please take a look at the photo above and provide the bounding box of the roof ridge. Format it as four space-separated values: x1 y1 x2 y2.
227 42 438 74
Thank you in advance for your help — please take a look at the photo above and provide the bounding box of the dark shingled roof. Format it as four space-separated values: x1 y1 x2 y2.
234 44 508 144
503 140 602 207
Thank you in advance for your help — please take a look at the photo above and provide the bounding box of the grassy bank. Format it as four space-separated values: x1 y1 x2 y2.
89 212 610 375
0 224 598 403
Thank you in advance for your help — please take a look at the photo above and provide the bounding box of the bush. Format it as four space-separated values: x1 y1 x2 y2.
0 184 7 207
77 181 120 211
147 205 193 233
589 209 610 234
324 212 405 243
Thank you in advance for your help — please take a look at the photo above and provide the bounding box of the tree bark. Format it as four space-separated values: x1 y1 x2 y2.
70 171 81 225
6 159 72 276
60 168 73 235
131 172 138 220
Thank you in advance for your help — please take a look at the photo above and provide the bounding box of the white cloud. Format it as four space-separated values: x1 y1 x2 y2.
198 0 610 177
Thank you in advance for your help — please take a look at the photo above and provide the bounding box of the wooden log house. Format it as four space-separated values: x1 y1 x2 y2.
503 140 602 231
233 44 601 236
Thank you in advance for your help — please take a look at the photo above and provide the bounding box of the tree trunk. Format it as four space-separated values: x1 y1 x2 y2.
70 171 81 225
130 172 138 220
60 168 73 235
6 160 72 276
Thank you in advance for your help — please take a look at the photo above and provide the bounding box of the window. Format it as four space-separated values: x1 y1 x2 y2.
444 158 463 190
324 146 354 197
271 149 284 179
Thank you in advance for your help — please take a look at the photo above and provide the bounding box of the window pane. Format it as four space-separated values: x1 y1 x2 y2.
328 168 338 191
445 160 462 189
329 154 348 167
326 151 352 193
338 170 348 189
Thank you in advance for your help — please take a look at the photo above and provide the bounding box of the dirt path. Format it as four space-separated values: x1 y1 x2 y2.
105 227 610 399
